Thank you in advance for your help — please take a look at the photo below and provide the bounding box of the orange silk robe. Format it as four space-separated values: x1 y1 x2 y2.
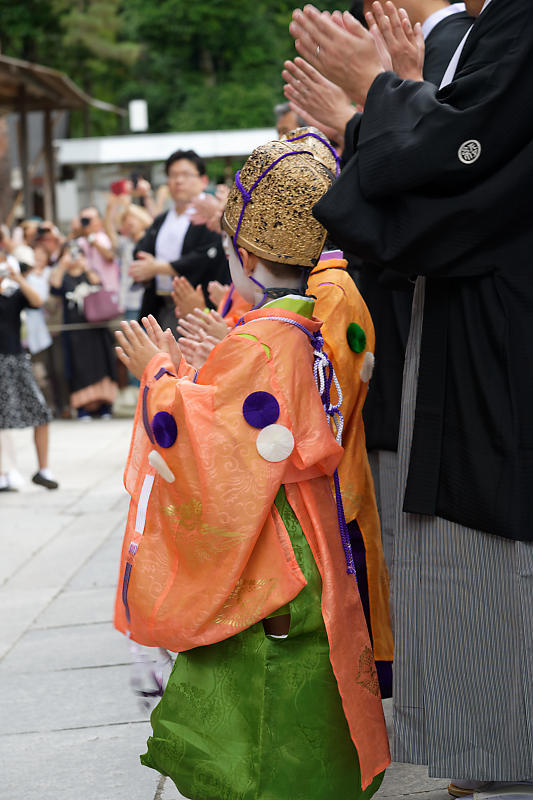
114 299 390 789
309 257 393 664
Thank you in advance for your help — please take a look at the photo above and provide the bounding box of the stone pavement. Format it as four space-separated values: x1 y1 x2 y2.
0 418 451 800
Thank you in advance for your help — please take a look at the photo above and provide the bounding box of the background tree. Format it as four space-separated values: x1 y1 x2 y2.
0 0 345 136
0 0 139 136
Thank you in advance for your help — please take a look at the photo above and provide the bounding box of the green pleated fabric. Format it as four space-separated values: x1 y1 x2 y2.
141 487 385 800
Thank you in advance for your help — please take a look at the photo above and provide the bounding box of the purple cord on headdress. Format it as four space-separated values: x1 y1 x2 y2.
220 284 235 318
285 131 341 177
232 149 315 310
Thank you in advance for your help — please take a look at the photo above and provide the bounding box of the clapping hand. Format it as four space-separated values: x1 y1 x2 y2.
366 2 424 82
141 314 182 372
282 57 355 144
115 320 161 380
188 194 221 226
289 5 385 106
207 280 229 308
176 308 230 344
129 252 159 282
115 317 182 379
179 336 218 370
188 189 228 233
171 275 205 319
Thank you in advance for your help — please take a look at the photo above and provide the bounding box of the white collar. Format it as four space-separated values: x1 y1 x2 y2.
168 205 189 221
438 0 494 88
422 3 466 40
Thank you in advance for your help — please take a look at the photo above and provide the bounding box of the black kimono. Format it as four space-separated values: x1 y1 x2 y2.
343 8 474 453
314 0 533 543
135 211 230 322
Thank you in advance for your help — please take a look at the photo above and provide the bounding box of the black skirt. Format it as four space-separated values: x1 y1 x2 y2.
0 352 52 429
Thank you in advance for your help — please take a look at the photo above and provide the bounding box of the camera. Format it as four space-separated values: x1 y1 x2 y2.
68 242 83 259
110 179 130 196
80 217 91 227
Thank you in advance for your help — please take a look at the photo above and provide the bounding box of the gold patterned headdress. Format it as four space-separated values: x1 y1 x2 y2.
221 133 338 268
279 126 339 174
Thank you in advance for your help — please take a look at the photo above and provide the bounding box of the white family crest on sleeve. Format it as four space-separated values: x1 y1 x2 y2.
458 140 481 165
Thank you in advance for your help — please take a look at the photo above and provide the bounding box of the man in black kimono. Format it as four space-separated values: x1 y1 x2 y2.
284 0 473 571
345 0 473 570
130 149 229 332
290 0 533 796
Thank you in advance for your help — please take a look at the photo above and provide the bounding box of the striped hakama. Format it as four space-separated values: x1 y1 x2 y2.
368 449 397 575
391 277 533 781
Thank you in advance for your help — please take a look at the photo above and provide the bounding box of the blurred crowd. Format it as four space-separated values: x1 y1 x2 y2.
0 149 236 421
0 104 315 493
0 148 240 491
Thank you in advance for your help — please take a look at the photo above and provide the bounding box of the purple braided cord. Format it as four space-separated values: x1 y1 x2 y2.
333 468 356 575
251 315 355 577
285 131 341 177
220 283 235 318
311 329 335 410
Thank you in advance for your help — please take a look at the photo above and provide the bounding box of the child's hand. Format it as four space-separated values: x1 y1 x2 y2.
171 275 204 319
142 315 182 372
179 335 217 370
177 309 229 343
207 280 228 307
142 314 166 348
195 308 230 342
115 319 161 380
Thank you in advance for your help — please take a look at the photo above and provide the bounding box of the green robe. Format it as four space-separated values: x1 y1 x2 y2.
141 487 385 800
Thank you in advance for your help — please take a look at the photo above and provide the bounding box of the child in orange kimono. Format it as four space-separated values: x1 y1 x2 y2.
310 247 393 696
114 137 390 800
279 128 392 694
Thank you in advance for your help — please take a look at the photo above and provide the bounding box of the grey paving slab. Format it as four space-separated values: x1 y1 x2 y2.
66 485 129 516
160 776 191 800
0 721 161 800
156 762 449 800
0 586 59 659
0 663 146 734
67 524 124 590
0 485 84 508
5 510 124 592
2 418 130 495
32 586 113 629
1 621 131 673
377 762 449 797
0 508 73 586
0 516 123 658
378 792 451 800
